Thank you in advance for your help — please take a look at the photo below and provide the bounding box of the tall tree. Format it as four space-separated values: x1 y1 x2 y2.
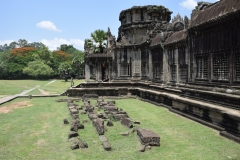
18 39 28 47
90 29 107 53
72 52 84 79
58 62 72 81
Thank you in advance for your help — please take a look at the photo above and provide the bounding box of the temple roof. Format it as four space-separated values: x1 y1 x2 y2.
150 33 161 47
190 0 240 28
164 30 187 45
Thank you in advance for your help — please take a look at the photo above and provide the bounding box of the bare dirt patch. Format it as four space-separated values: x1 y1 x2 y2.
0 101 32 114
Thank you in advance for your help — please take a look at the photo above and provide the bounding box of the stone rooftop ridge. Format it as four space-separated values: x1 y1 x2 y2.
164 30 187 46
190 0 240 28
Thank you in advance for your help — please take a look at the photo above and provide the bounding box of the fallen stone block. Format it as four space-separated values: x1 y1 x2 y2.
102 141 111 151
72 114 79 120
137 129 160 146
80 110 87 114
68 131 79 139
70 124 78 132
103 105 118 112
88 113 98 120
139 145 146 152
113 113 129 121
63 118 69 124
134 121 141 124
107 120 114 127
121 118 133 128
77 123 84 129
99 135 108 142
120 131 129 136
92 118 104 135
70 108 78 115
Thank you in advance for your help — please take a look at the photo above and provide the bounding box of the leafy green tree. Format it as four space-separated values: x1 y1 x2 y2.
89 29 107 53
58 62 72 81
18 39 28 47
0 61 6 78
72 52 84 79
23 60 53 78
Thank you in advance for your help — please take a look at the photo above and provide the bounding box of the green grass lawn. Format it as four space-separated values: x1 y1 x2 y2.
0 79 86 97
27 79 85 95
0 80 51 97
0 97 239 160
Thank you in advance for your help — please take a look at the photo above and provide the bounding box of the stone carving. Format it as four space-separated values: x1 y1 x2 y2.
184 16 189 29
107 27 116 53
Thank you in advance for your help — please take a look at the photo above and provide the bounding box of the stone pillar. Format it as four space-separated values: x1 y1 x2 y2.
85 60 90 82
175 48 179 83
162 47 167 83
98 62 102 82
149 50 153 80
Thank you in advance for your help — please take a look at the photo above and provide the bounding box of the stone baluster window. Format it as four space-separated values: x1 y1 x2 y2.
212 53 229 81
236 51 240 81
196 56 208 80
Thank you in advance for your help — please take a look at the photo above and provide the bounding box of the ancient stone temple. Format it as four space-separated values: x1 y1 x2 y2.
69 0 240 143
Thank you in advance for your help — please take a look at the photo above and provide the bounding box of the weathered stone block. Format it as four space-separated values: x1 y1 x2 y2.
102 141 111 151
88 113 98 120
120 131 129 136
107 120 114 126
92 118 104 135
137 129 160 146
70 108 78 115
112 113 129 121
121 118 133 128
63 118 69 124
68 131 79 139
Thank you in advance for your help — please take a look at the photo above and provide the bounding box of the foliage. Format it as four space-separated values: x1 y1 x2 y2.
72 51 84 78
0 39 85 79
58 62 72 79
88 29 107 53
22 60 53 78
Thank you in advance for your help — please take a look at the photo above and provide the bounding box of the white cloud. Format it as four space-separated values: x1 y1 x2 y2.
0 40 14 46
180 0 198 10
36 21 62 32
180 0 220 10
41 38 84 51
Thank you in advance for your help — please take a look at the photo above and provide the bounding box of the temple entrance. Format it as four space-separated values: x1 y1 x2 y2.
101 61 108 82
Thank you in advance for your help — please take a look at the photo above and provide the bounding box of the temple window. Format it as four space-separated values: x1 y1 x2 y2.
212 53 229 81
196 56 208 79
236 51 240 81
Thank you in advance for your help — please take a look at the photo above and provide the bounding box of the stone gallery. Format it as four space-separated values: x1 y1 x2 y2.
68 0 240 143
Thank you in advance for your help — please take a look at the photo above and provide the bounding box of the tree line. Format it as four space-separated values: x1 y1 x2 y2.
0 39 84 79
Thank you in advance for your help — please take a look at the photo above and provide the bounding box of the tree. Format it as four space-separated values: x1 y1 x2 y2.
23 60 53 78
0 61 6 76
18 39 28 47
72 52 84 79
58 62 72 81
89 29 107 53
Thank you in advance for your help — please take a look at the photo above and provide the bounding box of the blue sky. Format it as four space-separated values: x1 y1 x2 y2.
0 0 218 51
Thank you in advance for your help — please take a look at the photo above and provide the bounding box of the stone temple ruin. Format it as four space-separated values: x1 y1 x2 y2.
68 0 240 143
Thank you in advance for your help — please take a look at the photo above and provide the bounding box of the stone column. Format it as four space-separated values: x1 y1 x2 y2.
149 50 153 80
85 60 90 82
